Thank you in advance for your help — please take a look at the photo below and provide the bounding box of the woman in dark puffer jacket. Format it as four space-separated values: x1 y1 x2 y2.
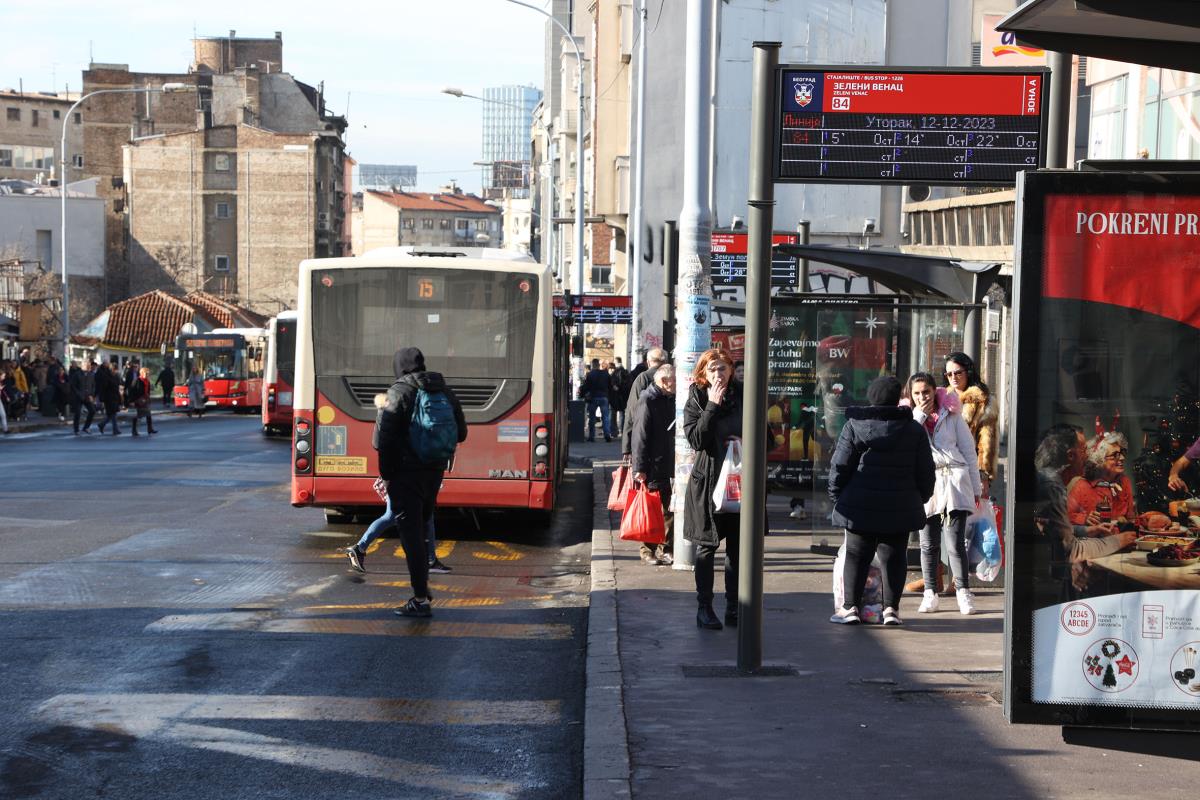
827 376 935 626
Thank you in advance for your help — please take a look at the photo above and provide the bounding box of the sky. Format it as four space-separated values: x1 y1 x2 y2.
1 0 547 195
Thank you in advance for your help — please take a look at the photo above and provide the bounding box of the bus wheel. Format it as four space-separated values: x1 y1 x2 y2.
324 508 354 525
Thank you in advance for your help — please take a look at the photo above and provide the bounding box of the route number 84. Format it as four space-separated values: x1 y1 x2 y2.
831 96 850 111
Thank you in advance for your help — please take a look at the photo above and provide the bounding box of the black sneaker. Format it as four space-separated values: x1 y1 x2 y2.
395 597 432 618
345 546 365 573
427 559 452 574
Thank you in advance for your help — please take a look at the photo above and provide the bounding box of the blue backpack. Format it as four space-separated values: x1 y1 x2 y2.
409 383 458 464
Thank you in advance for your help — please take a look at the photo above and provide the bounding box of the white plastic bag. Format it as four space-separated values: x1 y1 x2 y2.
832 540 883 623
967 499 1003 583
711 438 743 513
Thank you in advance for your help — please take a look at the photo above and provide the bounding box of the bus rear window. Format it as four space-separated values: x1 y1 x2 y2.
311 268 538 379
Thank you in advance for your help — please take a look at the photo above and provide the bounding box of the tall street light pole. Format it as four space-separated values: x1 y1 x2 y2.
442 87 553 267
59 82 194 361
504 0 586 365
629 0 647 366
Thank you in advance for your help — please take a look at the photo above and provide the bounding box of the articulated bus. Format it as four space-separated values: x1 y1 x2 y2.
173 328 267 413
291 247 569 523
262 311 297 435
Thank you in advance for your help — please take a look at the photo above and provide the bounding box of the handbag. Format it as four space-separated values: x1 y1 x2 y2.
620 485 666 544
608 464 632 511
711 438 743 513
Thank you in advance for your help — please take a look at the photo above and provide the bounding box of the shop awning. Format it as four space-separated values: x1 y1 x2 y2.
773 244 1002 304
996 0 1200 72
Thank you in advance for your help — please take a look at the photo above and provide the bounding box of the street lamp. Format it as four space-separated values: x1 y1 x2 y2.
502 0 586 364
59 82 195 360
442 86 554 273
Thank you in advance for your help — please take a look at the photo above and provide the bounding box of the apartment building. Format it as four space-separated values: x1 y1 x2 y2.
0 89 84 185
357 187 501 254
82 31 348 316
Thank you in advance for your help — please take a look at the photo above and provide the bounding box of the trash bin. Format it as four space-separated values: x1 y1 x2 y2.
568 399 585 442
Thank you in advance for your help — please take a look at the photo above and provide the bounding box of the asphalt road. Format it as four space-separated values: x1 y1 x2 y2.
0 414 591 799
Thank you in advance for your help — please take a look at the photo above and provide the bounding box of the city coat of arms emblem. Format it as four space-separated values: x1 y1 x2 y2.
795 83 813 107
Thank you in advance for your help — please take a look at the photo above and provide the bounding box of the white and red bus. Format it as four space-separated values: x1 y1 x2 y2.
262 311 297 435
290 247 569 523
172 328 267 413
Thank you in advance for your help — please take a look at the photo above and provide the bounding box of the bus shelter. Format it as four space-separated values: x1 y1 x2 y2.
709 243 1002 554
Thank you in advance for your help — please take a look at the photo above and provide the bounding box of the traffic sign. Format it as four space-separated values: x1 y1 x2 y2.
711 230 800 286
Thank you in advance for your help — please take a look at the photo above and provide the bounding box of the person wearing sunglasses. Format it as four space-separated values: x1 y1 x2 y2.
1067 431 1136 525
942 352 998 493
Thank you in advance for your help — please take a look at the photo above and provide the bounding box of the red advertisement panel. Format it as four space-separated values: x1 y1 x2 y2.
1042 194 1200 330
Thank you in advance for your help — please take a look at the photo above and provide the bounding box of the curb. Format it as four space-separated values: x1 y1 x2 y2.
583 461 631 800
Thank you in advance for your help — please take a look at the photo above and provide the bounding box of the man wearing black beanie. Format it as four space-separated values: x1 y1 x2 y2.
827 374 935 625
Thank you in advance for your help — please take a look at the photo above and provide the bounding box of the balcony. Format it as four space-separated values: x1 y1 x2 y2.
902 189 1015 267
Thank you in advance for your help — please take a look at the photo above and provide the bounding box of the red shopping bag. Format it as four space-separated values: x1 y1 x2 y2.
620 485 666 544
608 464 633 511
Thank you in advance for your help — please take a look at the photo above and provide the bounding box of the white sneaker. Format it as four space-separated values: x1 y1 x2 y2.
882 607 902 626
918 590 939 613
789 507 808 520
956 588 977 615
829 606 860 625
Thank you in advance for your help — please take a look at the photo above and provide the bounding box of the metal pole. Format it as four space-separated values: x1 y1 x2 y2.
662 220 677 355
737 41 779 672
1046 52 1072 169
504 0 586 372
629 0 648 365
796 219 810 291
672 0 715 572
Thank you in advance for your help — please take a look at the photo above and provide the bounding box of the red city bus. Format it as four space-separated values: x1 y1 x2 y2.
290 248 568 523
172 328 266 413
262 311 297 435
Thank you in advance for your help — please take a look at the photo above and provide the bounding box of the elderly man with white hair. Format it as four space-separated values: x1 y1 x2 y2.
630 364 677 565
620 347 668 456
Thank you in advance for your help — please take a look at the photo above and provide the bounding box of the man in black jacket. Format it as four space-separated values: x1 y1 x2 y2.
95 361 122 436
155 364 176 409
631 364 676 565
68 360 96 435
370 347 466 618
621 347 667 455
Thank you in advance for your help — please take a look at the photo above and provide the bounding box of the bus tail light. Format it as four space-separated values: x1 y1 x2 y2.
532 423 551 479
294 417 313 474
267 385 276 410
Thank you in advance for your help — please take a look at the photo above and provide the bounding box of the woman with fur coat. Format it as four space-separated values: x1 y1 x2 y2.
944 352 998 488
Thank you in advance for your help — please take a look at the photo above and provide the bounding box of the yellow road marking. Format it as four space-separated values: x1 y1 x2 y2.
473 541 524 561
393 540 455 559
301 595 554 614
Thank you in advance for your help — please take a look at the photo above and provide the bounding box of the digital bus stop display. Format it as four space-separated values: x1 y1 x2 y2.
774 67 1048 185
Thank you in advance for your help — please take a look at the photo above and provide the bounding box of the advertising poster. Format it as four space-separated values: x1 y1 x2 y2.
713 297 896 492
1008 171 1200 728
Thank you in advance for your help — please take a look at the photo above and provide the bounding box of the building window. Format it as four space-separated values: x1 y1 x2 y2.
455 219 469 230
440 219 450 229
213 154 231 172
591 265 612 287
72 154 83 169
214 255 230 272
0 145 53 169
402 217 415 230
6 108 19 122
74 112 81 124
53 109 60 119
215 202 231 219
31 110 40 127
0 149 11 168
1089 75 1127 159
421 218 434 229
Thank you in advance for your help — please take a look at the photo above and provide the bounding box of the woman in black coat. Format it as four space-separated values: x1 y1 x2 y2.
827 375 935 626
683 349 744 630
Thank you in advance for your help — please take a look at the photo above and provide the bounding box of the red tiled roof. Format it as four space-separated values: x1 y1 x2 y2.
184 291 268 329
97 290 217 351
74 290 267 351
368 190 499 214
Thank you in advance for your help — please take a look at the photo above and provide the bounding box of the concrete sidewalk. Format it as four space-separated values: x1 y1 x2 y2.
584 452 1191 800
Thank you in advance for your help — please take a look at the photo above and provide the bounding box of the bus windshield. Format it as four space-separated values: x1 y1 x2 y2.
276 320 296 385
178 342 243 380
310 267 539 379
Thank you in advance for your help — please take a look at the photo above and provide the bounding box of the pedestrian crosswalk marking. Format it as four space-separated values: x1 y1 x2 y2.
145 611 571 639
38 693 547 797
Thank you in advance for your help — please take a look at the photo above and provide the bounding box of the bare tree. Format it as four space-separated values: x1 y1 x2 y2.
154 243 196 292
